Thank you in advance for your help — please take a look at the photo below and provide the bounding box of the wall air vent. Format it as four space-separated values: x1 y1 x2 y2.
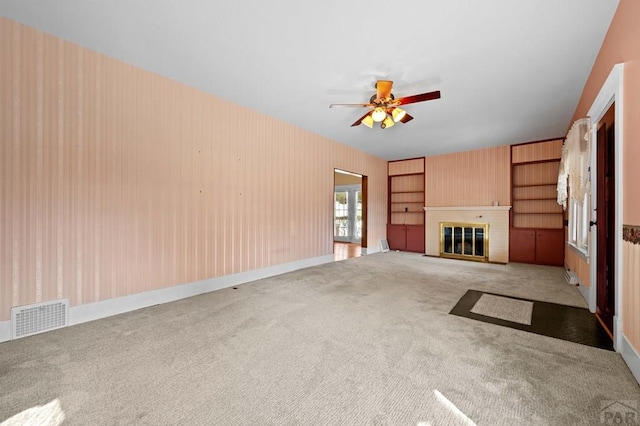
564 269 579 285
11 299 69 340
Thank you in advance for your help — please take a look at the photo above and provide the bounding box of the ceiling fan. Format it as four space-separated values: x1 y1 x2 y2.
329 80 441 129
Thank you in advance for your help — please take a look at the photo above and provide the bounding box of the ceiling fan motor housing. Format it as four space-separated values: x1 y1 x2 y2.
370 93 394 104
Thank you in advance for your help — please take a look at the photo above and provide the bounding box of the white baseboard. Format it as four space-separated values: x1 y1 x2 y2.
0 254 334 344
0 320 10 344
621 333 640 385
363 246 379 255
614 316 622 352
576 280 596 313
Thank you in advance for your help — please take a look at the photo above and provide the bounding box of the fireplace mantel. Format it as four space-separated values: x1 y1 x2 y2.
422 206 511 263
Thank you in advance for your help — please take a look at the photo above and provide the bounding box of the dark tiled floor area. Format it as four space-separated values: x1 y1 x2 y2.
450 289 613 351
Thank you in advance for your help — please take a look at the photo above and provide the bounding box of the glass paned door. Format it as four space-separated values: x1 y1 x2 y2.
334 185 362 243
334 191 350 241
355 190 363 240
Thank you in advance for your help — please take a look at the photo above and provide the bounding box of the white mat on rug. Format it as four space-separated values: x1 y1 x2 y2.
470 294 533 325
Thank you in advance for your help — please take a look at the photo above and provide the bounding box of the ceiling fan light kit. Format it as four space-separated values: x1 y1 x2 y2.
362 115 374 128
372 107 387 122
381 116 395 129
391 107 406 123
330 80 441 130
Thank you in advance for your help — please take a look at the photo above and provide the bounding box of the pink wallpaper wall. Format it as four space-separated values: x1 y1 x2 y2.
425 145 511 207
0 18 388 321
565 247 590 287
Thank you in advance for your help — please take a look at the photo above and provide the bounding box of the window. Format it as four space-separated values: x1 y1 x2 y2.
568 195 589 253
334 185 362 243
564 118 591 255
334 191 349 239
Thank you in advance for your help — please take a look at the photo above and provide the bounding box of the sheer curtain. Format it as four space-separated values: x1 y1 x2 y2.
558 117 591 208
557 142 569 209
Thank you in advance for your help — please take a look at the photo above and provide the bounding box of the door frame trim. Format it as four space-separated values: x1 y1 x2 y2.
587 63 624 350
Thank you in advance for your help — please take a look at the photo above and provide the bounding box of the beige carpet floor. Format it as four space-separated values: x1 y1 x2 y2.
1 252 639 425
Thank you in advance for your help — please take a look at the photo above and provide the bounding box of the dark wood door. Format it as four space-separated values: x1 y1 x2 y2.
596 119 615 333
509 228 536 263
535 229 564 266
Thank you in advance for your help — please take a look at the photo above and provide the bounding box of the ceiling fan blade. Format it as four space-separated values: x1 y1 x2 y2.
376 80 393 100
400 113 414 124
329 103 371 108
394 90 441 106
351 111 373 127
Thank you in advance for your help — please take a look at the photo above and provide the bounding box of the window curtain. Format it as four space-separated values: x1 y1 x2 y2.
558 117 591 208
557 142 569 209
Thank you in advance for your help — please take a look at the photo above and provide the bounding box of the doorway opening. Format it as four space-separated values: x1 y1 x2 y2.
334 169 367 260
595 103 616 336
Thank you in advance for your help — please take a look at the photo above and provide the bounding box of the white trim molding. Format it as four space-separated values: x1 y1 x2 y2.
586 62 624 351
0 321 10 343
364 245 379 255
576 280 595 313
0 254 334 343
68 254 334 327
621 333 640 385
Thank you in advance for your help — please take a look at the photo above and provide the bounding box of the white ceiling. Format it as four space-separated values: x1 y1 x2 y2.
0 1 619 160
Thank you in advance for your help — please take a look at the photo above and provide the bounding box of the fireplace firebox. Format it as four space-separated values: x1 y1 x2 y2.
440 222 489 262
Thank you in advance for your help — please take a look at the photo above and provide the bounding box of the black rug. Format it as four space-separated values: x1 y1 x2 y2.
450 289 613 351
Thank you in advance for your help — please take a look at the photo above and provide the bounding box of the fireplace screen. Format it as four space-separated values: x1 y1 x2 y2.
440 222 489 262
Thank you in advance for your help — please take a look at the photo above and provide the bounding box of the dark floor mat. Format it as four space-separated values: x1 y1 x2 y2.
450 289 613 351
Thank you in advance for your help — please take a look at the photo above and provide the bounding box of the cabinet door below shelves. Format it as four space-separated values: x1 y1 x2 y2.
509 228 565 266
510 228 536 263
386 224 425 253
387 224 406 251
535 229 564 266
406 225 425 253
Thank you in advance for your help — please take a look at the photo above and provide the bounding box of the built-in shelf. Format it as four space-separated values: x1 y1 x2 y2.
513 183 557 188
424 206 512 211
388 158 425 253
512 159 563 230
510 146 564 266
512 212 564 215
